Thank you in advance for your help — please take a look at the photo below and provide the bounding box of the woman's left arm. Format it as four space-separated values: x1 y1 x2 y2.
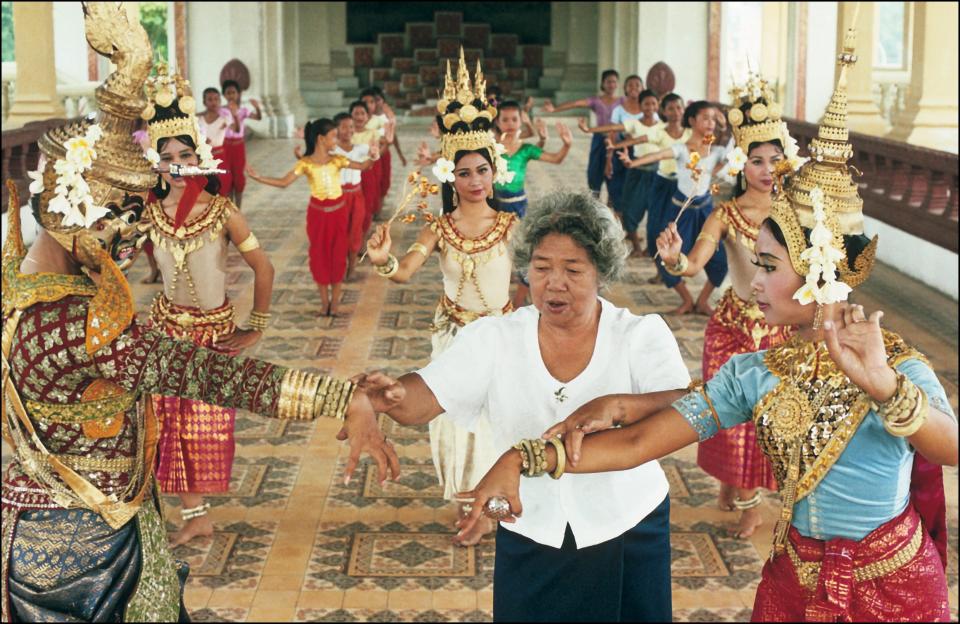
824 304 958 466
537 123 573 164
216 211 276 351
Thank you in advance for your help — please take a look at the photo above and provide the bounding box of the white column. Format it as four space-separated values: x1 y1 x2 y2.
6 1 65 128
635 3 709 100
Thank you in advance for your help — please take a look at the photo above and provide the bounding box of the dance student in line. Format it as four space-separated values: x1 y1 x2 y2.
541 69 623 201
197 86 234 197
247 118 378 316
361 86 407 203
580 87 661 257
620 100 730 315
350 100 390 231
604 75 647 225
142 74 275 548
220 79 262 209
331 111 371 281
366 51 518 545
658 73 801 538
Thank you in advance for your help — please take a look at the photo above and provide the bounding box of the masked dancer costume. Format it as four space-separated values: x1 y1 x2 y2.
1 6 367 620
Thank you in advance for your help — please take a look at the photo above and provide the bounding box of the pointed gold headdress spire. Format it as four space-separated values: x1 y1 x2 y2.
433 47 500 162
771 1 876 304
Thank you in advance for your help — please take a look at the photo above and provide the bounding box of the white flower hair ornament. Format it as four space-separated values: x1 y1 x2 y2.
724 146 748 177
194 126 223 170
782 134 808 172
144 148 161 167
431 157 455 184
492 139 515 185
792 187 852 306
43 124 112 228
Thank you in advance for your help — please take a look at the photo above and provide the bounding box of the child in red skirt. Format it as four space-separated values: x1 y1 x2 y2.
198 86 234 197
247 118 378 315
331 112 375 281
221 79 263 209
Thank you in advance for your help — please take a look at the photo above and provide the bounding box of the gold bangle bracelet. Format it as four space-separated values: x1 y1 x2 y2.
661 253 688 276
375 254 399 278
546 436 566 479
696 232 719 247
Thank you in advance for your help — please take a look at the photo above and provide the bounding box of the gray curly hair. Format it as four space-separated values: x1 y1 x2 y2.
511 190 628 287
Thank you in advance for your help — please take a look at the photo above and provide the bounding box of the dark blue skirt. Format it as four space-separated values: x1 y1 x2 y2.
586 133 608 193
606 144 633 213
495 187 529 219
656 190 728 289
622 167 657 234
645 174 678 256
493 495 672 622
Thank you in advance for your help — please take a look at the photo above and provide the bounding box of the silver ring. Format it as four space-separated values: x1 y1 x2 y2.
483 496 512 520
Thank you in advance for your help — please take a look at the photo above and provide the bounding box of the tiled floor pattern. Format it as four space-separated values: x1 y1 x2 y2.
2 126 955 622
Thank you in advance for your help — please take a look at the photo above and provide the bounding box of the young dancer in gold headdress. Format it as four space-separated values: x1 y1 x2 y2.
1 6 397 620
366 49 518 545
460 21 955 622
656 73 802 538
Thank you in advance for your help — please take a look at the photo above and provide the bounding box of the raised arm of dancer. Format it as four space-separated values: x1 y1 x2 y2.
606 136 649 150
365 222 440 283
245 164 298 188
619 146 672 169
656 213 727 276
542 97 591 113
248 98 263 121
345 143 380 171
534 118 548 148
578 117 626 135
217 211 276 351
537 122 573 164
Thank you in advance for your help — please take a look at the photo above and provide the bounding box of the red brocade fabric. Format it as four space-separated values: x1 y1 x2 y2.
751 504 950 622
696 289 793 490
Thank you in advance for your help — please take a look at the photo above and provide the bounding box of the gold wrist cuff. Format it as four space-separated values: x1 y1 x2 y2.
662 253 689 276
878 373 928 437
546 436 566 479
278 369 331 420
237 233 261 253
376 254 399 278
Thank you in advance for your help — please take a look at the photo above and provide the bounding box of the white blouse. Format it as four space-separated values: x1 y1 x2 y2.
417 297 690 549
332 144 369 186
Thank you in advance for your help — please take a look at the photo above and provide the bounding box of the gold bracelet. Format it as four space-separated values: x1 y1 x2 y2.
878 373 928 437
247 310 271 332
513 441 531 474
277 369 300 419
407 242 430 257
236 233 261 253
661 253 688 276
546 436 566 479
375 254 399 278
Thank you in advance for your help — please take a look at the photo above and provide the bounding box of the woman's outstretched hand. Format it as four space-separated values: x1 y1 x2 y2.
454 450 523 543
352 371 406 413
542 395 623 466
338 390 401 485
365 224 392 266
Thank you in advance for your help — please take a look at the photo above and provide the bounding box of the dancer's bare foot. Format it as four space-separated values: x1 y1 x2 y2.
717 483 736 511
695 301 714 316
140 269 161 284
629 247 645 258
734 506 763 539
329 303 341 317
170 515 214 548
669 301 695 315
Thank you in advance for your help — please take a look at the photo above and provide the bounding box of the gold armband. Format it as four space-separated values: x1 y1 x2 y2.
236 233 261 253
277 370 355 421
247 310 271 332
407 242 430 258
662 253 689 276
696 232 719 247
375 254 399 278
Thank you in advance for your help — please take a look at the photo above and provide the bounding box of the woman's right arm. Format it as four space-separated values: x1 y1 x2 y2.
657 211 727 275
543 97 591 113
620 147 673 169
246 164 298 188
366 223 439 283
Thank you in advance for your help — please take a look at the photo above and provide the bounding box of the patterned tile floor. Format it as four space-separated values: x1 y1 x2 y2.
4 126 957 622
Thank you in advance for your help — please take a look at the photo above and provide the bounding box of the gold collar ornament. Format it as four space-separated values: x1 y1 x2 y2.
432 48 514 186
770 3 877 302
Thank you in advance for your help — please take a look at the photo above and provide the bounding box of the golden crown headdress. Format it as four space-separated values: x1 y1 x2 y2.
435 47 500 162
141 61 200 152
771 4 877 295
727 71 789 152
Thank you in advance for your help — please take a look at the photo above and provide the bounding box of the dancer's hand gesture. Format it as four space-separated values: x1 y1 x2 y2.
558 122 573 146
823 304 898 402
245 164 261 181
292 145 303 159
369 140 380 160
454 450 523 540
535 118 548 142
616 148 633 168
338 391 401 485
656 222 683 266
577 117 590 133
541 395 624 466
542 99 555 113
352 371 406 413
366 224 393 266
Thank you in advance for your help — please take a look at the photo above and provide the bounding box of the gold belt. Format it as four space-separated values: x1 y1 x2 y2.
435 294 513 328
786 521 924 591
151 294 235 332
25 393 135 424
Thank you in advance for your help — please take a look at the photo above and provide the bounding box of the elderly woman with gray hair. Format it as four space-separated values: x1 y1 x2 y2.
360 191 690 621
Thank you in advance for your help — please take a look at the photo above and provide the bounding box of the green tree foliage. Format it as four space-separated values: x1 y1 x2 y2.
140 1 168 63
2 1 14 62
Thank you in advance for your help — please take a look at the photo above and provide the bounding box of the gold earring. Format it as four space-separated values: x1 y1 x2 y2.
740 175 747 191
813 304 824 330
160 177 169 192
452 191 459 207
